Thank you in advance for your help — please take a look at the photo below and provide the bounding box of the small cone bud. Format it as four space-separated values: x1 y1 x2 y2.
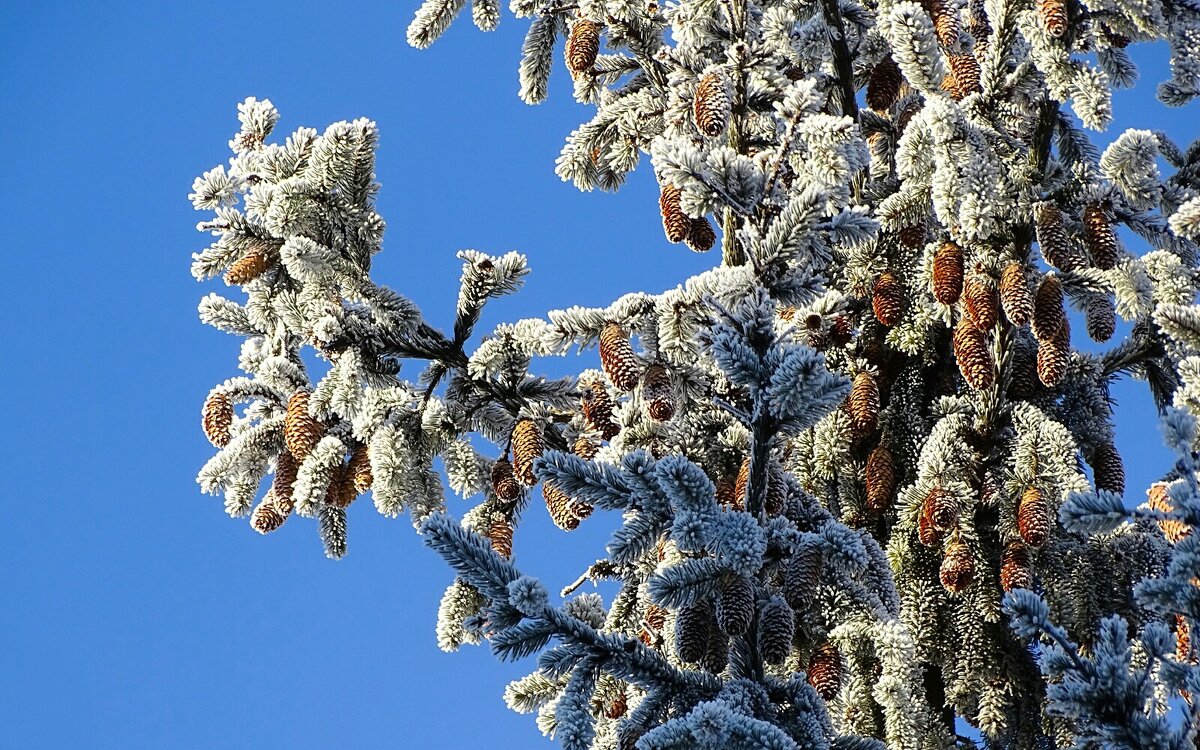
1032 274 1065 342
693 72 730 137
1036 317 1070 388
1018 486 1051 547
932 242 965 304
491 457 523 503
659 183 689 244
565 19 600 75
940 537 977 593
784 543 822 608
963 272 999 330
605 692 628 720
716 574 755 635
1039 0 1068 38
848 371 881 436
1147 482 1191 543
685 216 717 252
599 323 642 391
1086 294 1116 343
284 389 323 461
1000 262 1033 326
867 56 903 111
807 642 844 701
642 363 675 421
675 600 713 663
953 318 995 390
511 418 544 486
1091 441 1125 495
202 390 234 447
1000 540 1033 592
872 272 904 326
1083 203 1119 269
866 444 896 512
758 597 795 665
488 516 514 558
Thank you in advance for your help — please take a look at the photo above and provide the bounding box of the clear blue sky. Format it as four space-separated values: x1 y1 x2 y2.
0 3 1193 748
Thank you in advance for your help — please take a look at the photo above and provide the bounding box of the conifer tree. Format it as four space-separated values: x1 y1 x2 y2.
187 0 1200 744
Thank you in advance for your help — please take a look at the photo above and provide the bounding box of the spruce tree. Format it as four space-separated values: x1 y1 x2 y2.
187 0 1200 744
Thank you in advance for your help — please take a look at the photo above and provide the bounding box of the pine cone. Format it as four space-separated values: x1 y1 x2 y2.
1007 343 1041 401
939 537 977 593
685 216 717 252
605 692 628 720
201 390 233 447
953 318 995 390
1018 486 1051 547
1032 274 1065 342
924 487 958 533
899 223 927 248
284 389 324 461
512 418 544 486
642 363 675 422
700 628 730 675
918 500 944 546
807 642 844 701
250 491 288 534
716 574 755 635
544 482 592 530
964 272 999 330
716 476 740 511
573 434 600 460
488 516 514 558
930 0 961 48
1036 317 1070 388
346 442 373 495
758 597 795 665
734 456 751 510
866 444 896 512
1038 0 1068 38
1178 614 1194 669
599 323 641 391
225 246 273 285
565 19 600 75
829 315 854 346
1091 441 1125 495
270 451 299 517
1036 203 1083 272
582 379 621 440
1086 294 1116 343
867 56 903 111
1000 540 1033 592
1000 262 1033 326
675 600 713 663
1082 203 1119 269
1147 482 1191 543
872 272 904 326
693 72 730 137
766 461 786 516
945 53 982 99
848 371 880 436
324 463 352 508
491 456 523 502
659 183 690 244
932 241 965 305
784 543 822 608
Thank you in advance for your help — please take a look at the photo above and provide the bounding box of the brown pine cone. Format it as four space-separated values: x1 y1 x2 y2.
284 389 323 461
1007 343 1041 401
807 642 844 701
925 487 958 532
953 318 995 390
642 363 675 421
1086 294 1116 343
605 693 628 720
346 442 373 495
899 222 927 248
716 476 740 511
918 500 944 546
1018 486 1050 547
685 216 717 252
565 19 600 76
866 444 897 512
272 451 299 515
1083 203 1119 270
946 53 982 98
1032 274 1065 342
829 315 854 346
867 56 903 111
932 241 965 305
1036 317 1070 388
488 516 514 558
734 456 785 513
599 323 642 391
544 482 592 531
1000 540 1033 592
491 456 523 502
202 390 233 447
1036 203 1083 272
964 272 999 330
659 183 689 244
872 272 904 326
1000 262 1033 326
573 434 599 460
784 543 822 608
1147 482 1191 543
1091 441 1125 495
939 537 977 593
930 0 961 48
1038 0 1068 38
848 371 881 436
225 246 273 285
582 379 621 440
250 491 288 534
693 72 730 137
511 418 544 486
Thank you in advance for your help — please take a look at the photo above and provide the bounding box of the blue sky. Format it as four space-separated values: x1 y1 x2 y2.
0 3 1194 748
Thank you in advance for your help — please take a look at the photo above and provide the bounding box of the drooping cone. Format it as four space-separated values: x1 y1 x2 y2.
582 379 621 440
640 603 667 645
1018 486 1051 547
675 600 713 663
716 574 755 635
600 323 642 391
250 490 288 534
573 434 600 460
225 246 272 285
758 597 796 665
964 272 999 330
605 692 628 719
953 318 995 390
925 487 959 533
848 371 880 436
872 272 904 327
1091 440 1125 495
284 389 323 461
932 241 965 304
930 0 961 48
488 516 514 558
1038 0 1068 38
969 2 992 58
1032 274 1065 342
830 315 854 346
866 444 897 512
807 642 844 701
716 475 740 511
1036 203 1082 272
685 216 717 252
1000 262 1033 326
693 72 730 137
867 56 903 111
899 222 927 248
202 390 233 447
642 363 675 421
544 482 592 530
1000 540 1033 592
766 461 787 516
700 628 730 675
1147 482 1191 543
346 442 373 495
1007 343 1040 401
784 543 822 608
939 537 977 593
918 499 943 546
324 463 353 508
1086 294 1116 343
565 19 600 76
659 183 690 244
945 53 982 99
272 451 299 515
491 456 523 503
1036 317 1070 388
511 418 544 486
1083 203 1119 269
